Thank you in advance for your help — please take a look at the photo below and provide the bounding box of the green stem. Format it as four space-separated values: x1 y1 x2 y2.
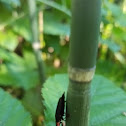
27 0 46 85
66 0 101 126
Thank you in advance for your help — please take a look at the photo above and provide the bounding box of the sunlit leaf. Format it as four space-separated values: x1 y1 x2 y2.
112 27 126 42
114 52 125 64
100 39 121 52
116 14 126 27
42 74 126 126
105 2 122 17
0 31 18 51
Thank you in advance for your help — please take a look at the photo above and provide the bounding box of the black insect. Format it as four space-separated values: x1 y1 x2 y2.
55 92 65 126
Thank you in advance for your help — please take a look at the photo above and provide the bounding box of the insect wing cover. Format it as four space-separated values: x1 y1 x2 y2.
55 93 65 125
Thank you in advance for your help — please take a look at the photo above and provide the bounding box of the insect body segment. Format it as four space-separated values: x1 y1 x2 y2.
56 122 60 126
55 92 65 126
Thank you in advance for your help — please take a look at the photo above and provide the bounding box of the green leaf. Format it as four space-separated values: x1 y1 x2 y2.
5 63 39 90
0 3 12 24
0 88 32 126
42 74 126 126
0 30 18 51
0 65 15 86
0 48 39 90
112 27 126 42
105 2 122 17
90 76 126 126
96 60 125 85
0 48 23 63
11 11 70 38
22 86 44 121
44 12 70 36
1 0 20 7
116 14 126 27
37 0 71 17
11 17 32 42
100 39 120 52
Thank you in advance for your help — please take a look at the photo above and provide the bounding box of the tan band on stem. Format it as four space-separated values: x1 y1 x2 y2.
32 42 40 49
68 65 96 83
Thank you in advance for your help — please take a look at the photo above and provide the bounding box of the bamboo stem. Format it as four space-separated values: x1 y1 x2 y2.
27 0 46 85
66 0 101 126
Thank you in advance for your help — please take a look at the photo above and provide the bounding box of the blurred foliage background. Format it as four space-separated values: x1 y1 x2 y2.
0 0 126 125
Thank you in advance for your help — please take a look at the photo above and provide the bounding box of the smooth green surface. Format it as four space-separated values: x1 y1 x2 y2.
67 81 91 126
68 0 101 125
27 0 38 42
70 0 101 69
0 88 32 126
27 0 46 84
42 74 126 126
